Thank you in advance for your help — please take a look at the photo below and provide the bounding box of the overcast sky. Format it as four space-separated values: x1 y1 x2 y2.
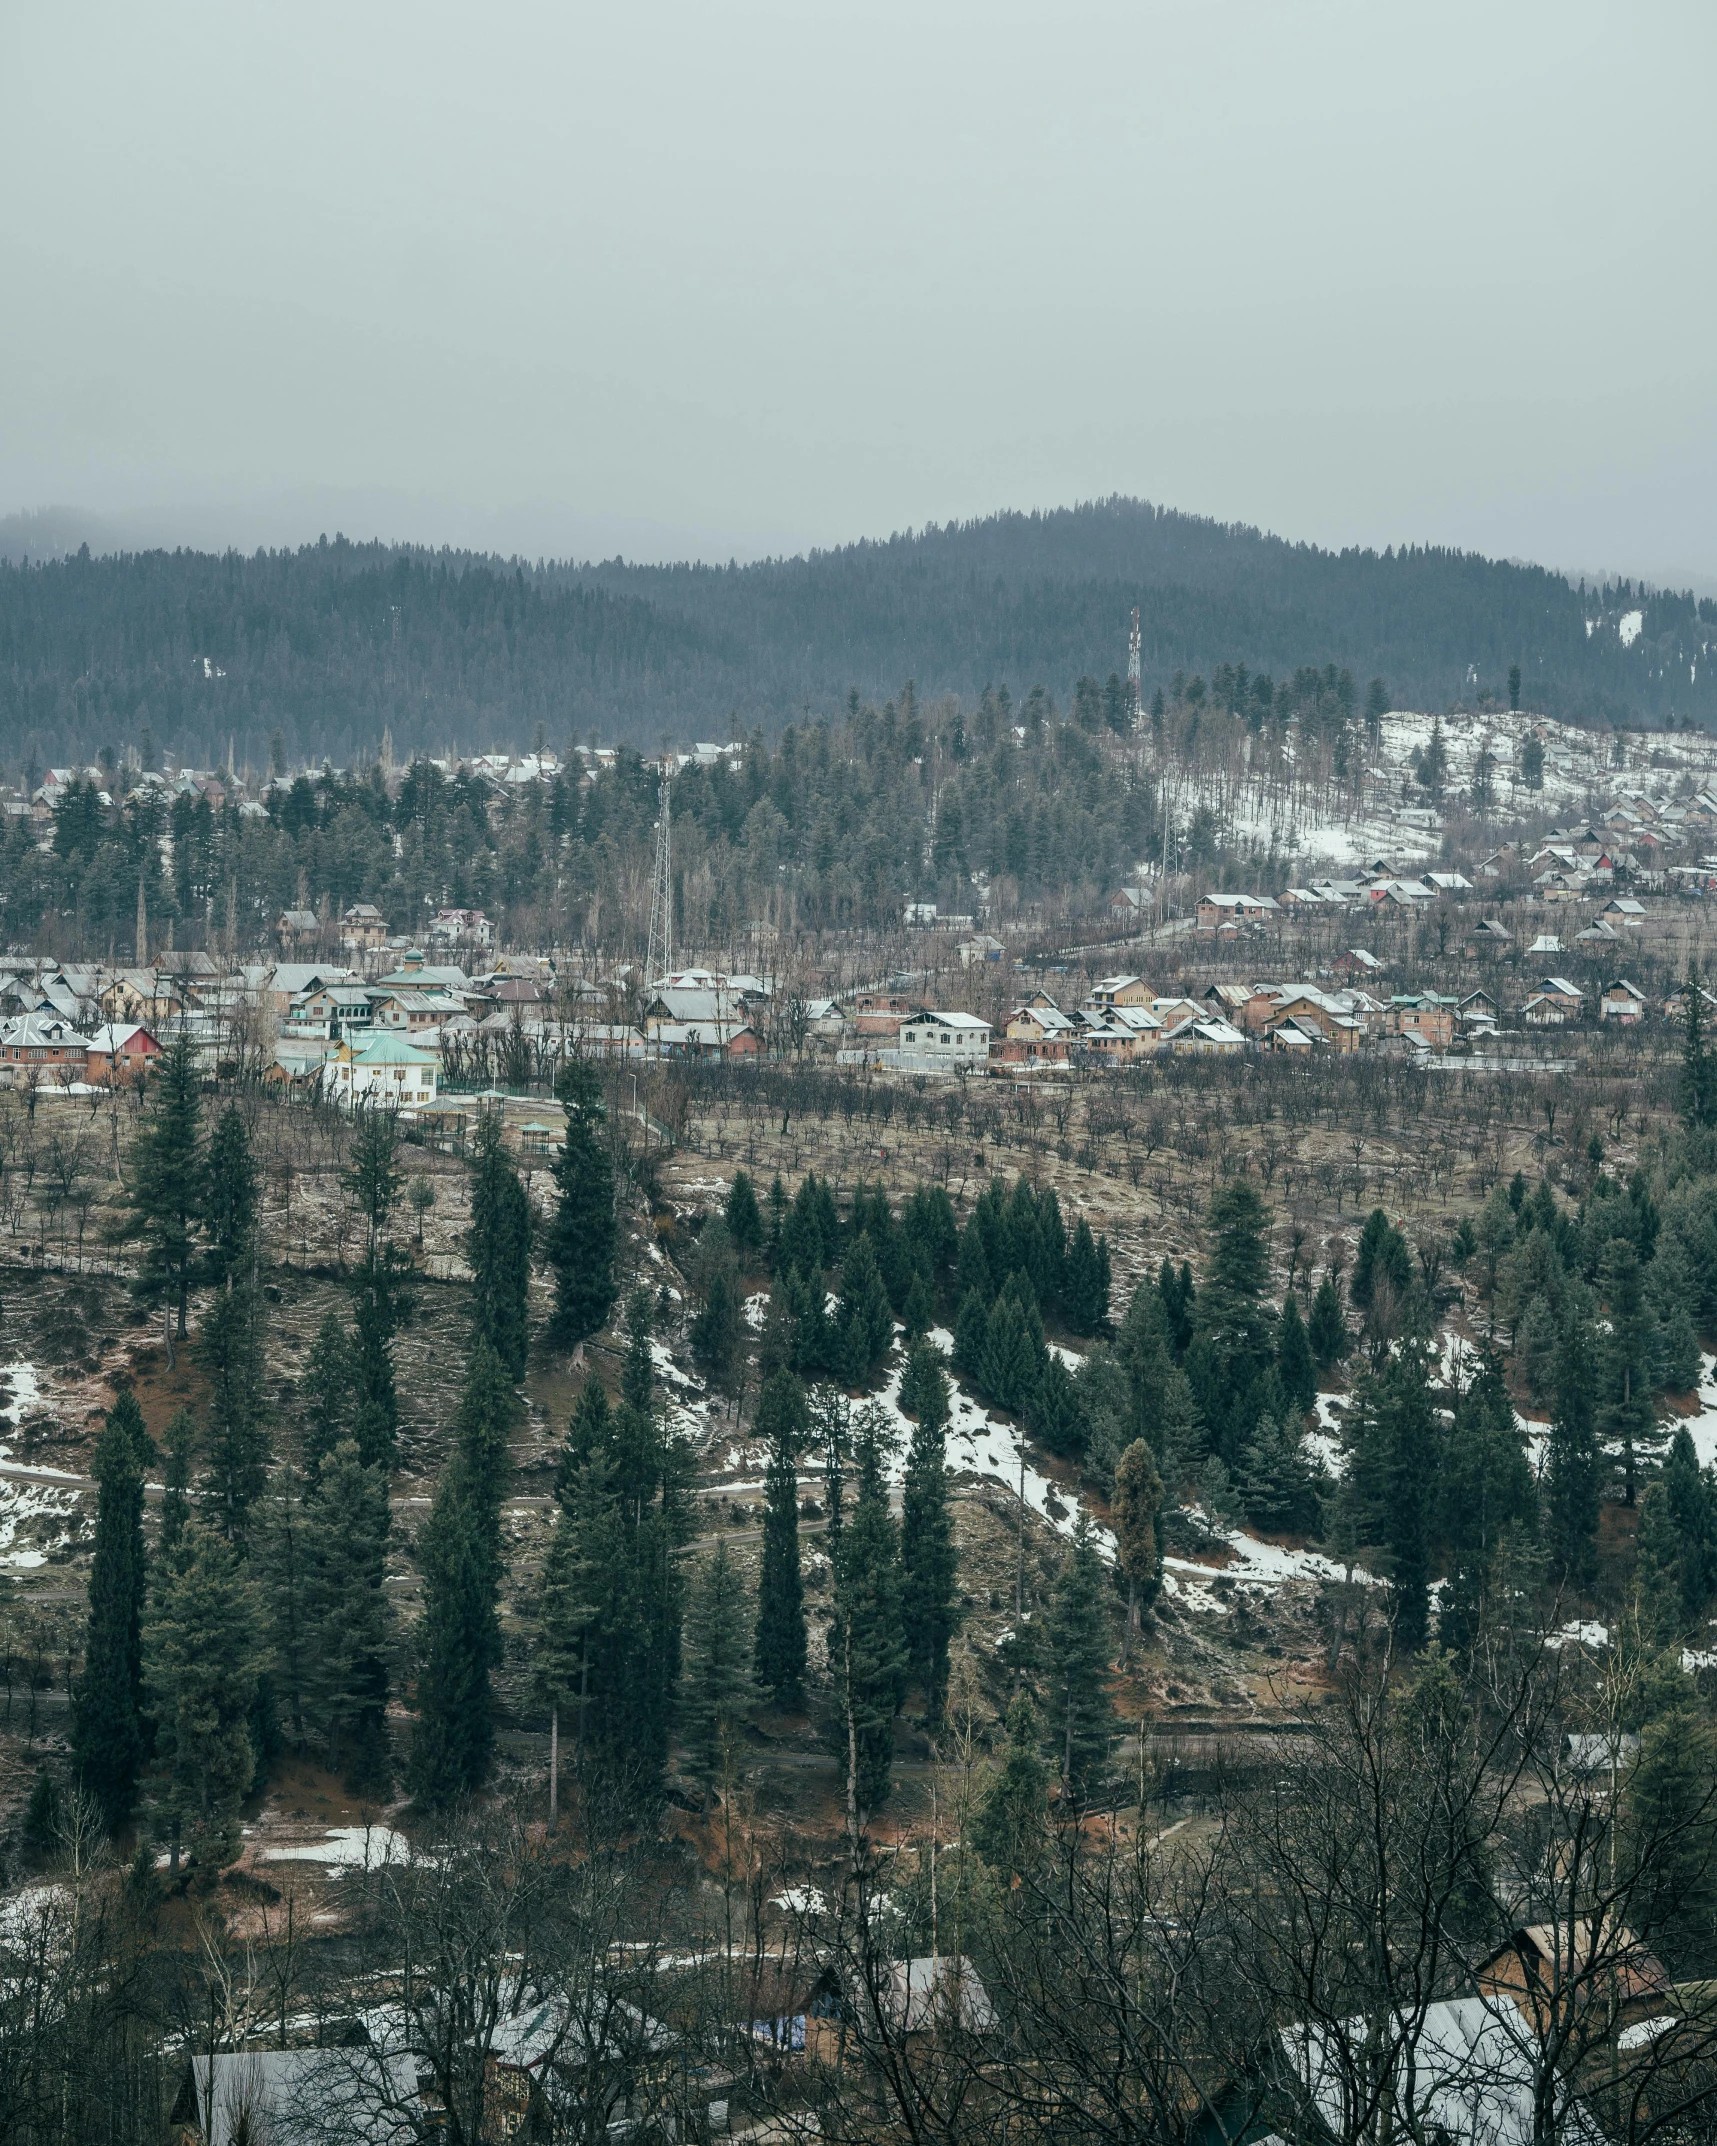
2 1 1713 581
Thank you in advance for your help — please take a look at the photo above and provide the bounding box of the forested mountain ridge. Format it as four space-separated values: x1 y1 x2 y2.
2 499 1713 771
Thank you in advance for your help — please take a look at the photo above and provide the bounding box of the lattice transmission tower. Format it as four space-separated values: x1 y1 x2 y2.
646 768 673 983
1127 605 1142 727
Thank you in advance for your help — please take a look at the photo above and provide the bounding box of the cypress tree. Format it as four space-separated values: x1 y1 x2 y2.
1046 1520 1113 1806
833 1409 906 1817
1307 1271 1349 1368
74 1395 150 1828
300 1437 391 1790
545 1060 618 1350
466 1113 532 1380
900 1344 957 1725
753 1370 809 1709
128 1033 203 1354
145 1516 265 1869
684 1543 753 1793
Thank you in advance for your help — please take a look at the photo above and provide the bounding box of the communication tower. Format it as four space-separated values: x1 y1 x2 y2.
1127 605 1142 727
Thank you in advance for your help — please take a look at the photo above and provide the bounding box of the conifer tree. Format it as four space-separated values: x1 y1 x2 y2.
544 1059 618 1350
1438 1351 1536 1655
1046 1520 1113 1806
971 1695 1048 1877
1187 1180 1276 1463
1637 1427 1717 1638
557 1374 613 1506
621 1287 655 1412
684 1543 753 1795
410 1338 517 1804
201 1276 270 1544
1026 1349 1084 1458
345 1111 407 1472
157 1406 194 1567
74 1395 150 1828
833 1408 905 1818
1545 1304 1602 1588
254 1456 308 1751
691 1265 742 1388
202 1103 257 1292
952 1289 989 1381
1235 1412 1323 1535
1377 1343 1437 1650
724 1170 764 1257
1063 1217 1111 1335
982 1284 1045 1413
301 1313 356 1478
301 1436 391 1789
1600 1233 1656 1506
900 1345 957 1726
466 1113 532 1380
1157 1257 1195 1358
1112 1438 1163 1661
145 1516 265 1869
1307 1271 1349 1368
836 1233 894 1386
1679 963 1717 1131
534 1483 600 1826
1276 1291 1317 1415
128 1032 203 1355
753 1371 808 1709
410 1465 499 1807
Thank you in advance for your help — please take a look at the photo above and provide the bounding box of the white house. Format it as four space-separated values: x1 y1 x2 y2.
325 1030 440 1110
897 1010 991 1072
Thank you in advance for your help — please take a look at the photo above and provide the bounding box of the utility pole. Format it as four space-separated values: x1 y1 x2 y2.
646 763 673 985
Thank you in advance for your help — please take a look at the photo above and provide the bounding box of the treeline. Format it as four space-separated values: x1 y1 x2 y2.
5 500 1714 772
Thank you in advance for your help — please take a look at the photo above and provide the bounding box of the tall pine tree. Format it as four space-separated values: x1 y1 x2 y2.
1046 1520 1114 1806
1545 1304 1602 1590
128 1033 203 1356
145 1516 265 1869
467 1114 532 1379
300 1436 392 1790
753 1371 808 1709
833 1407 905 1820
900 1344 957 1726
545 1059 618 1350
73 1393 151 1828
409 1338 517 1805
684 1544 753 1795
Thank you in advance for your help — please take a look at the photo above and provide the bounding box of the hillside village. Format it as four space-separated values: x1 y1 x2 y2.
1 702 1717 2144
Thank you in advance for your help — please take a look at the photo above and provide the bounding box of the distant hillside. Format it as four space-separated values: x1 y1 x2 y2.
0 500 1711 770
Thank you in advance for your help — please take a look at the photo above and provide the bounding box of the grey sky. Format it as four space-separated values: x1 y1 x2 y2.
3 1 1713 580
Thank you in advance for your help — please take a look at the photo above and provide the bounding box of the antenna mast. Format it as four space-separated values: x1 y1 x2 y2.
646 764 673 983
1127 605 1142 729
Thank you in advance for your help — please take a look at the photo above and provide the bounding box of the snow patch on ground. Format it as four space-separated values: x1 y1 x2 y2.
1678 1354 1717 1468
255 1825 413 1873
1548 1620 1610 1651
1619 609 1644 648
0 1365 78 1566
743 1292 769 1333
866 1330 1115 1556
